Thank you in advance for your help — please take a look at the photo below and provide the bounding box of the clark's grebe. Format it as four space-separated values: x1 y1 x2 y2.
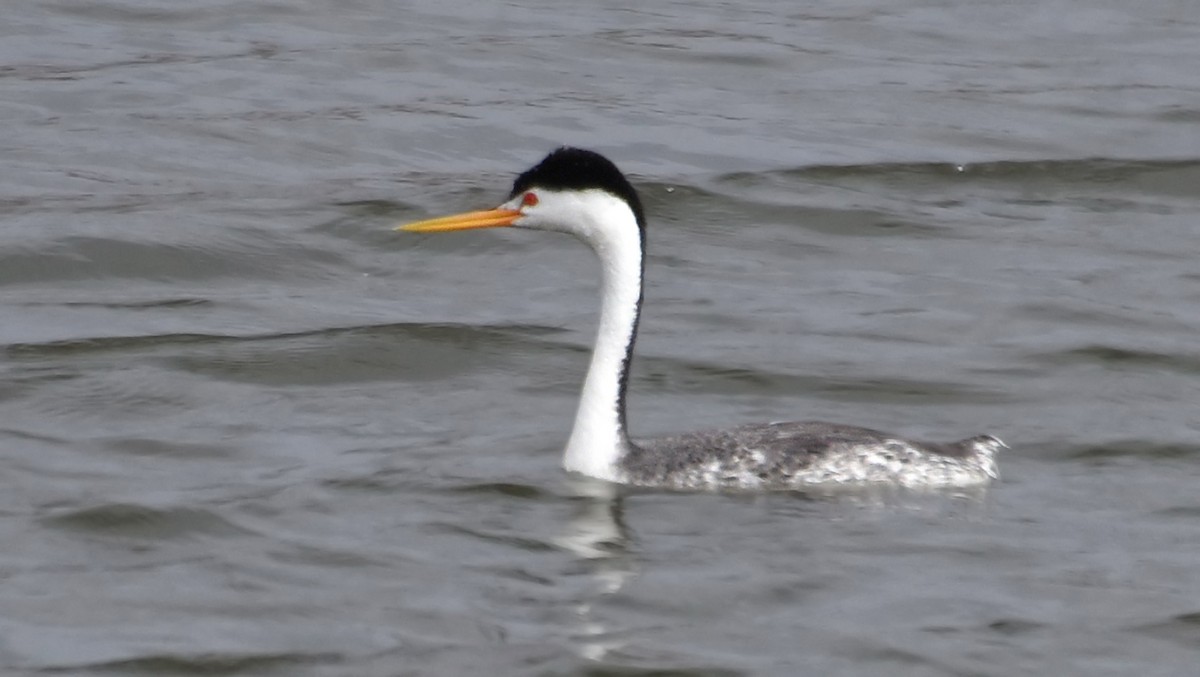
398 148 1003 489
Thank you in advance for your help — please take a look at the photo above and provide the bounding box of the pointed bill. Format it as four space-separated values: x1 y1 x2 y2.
396 208 521 233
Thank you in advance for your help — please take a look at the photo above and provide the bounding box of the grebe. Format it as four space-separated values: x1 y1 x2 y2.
397 148 1003 489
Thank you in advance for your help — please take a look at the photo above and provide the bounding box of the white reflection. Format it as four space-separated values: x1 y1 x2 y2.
556 476 634 662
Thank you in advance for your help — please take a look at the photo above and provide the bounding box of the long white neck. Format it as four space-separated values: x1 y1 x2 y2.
557 195 643 481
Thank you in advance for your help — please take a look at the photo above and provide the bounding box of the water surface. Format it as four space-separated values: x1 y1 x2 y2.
2 1 1200 675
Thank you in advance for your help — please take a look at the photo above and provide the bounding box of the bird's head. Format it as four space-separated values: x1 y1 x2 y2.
397 147 645 250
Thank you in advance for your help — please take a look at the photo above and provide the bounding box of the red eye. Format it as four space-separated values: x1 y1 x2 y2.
521 192 539 207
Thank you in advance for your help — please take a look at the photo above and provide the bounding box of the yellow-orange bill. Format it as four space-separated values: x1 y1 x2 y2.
395 208 521 233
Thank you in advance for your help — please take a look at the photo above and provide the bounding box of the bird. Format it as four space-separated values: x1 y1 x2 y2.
397 147 1003 490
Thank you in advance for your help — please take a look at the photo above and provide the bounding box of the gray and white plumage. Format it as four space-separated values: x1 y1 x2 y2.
399 147 1004 490
624 422 1003 490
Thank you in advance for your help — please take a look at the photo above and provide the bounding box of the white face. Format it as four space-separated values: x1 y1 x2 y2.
502 188 640 248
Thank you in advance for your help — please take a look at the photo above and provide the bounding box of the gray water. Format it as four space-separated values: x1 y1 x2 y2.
3 1 1200 675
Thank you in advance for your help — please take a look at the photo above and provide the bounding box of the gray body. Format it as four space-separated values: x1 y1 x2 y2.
621 422 1003 490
